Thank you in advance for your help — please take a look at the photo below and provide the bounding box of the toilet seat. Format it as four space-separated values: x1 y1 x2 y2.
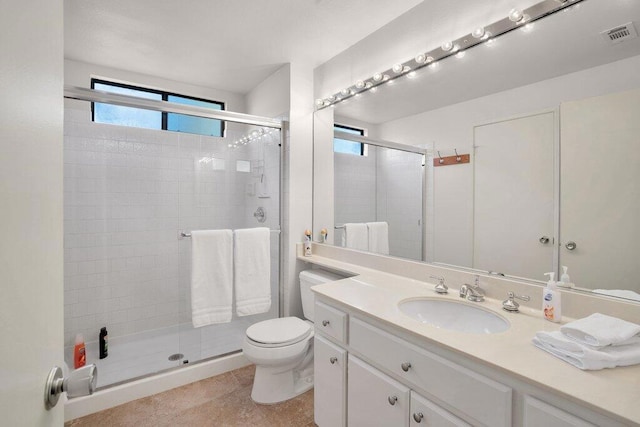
246 317 311 348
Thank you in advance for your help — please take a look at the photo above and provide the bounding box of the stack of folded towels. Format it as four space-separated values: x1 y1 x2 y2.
532 313 640 370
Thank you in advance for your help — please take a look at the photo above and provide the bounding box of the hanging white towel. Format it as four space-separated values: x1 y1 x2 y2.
190 230 233 328
343 223 368 251
366 222 389 255
234 227 271 316
532 331 640 370
560 313 640 347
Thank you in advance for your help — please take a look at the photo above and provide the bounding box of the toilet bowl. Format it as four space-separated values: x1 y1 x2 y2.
242 269 345 404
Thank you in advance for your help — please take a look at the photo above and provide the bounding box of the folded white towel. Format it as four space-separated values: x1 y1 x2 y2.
234 227 271 316
560 313 640 347
190 230 233 327
593 289 640 302
366 222 389 255
532 333 640 370
343 223 368 251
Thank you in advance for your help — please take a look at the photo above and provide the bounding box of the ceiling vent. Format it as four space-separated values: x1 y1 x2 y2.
601 22 638 44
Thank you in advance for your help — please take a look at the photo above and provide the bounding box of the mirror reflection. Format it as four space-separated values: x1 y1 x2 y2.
313 0 640 301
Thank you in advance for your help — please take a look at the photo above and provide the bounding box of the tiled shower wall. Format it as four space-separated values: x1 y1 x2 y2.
63 107 280 348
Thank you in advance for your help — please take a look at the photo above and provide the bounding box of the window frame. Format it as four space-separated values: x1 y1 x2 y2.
90 78 226 137
333 123 366 156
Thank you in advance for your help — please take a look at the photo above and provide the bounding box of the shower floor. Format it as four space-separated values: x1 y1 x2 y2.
65 319 254 388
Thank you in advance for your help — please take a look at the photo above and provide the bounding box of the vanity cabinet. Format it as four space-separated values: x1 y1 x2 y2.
314 335 347 427
313 299 621 427
348 354 410 427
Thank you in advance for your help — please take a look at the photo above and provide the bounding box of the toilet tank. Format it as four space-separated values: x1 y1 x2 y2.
299 269 345 322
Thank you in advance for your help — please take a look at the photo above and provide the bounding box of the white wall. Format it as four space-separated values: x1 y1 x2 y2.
246 65 290 118
0 1 64 425
377 54 640 267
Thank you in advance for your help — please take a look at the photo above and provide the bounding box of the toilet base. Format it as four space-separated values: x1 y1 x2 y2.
251 364 314 404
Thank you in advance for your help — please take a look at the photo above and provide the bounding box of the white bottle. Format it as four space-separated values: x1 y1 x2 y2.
542 272 562 323
557 266 574 288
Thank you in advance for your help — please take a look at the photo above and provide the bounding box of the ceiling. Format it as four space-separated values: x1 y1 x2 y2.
330 0 640 123
64 0 423 94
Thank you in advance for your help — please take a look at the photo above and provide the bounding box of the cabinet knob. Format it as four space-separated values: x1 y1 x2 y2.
329 356 338 364
565 241 577 251
401 362 412 372
388 395 398 405
322 320 330 326
413 412 424 423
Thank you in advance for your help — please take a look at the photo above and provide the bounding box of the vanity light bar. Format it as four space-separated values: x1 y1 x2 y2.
315 0 585 110
228 127 278 149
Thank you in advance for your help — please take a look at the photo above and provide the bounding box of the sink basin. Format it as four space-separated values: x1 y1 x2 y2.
398 298 510 334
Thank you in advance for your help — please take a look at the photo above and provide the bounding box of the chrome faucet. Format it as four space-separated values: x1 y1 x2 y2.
502 291 531 312
429 275 448 294
459 275 485 302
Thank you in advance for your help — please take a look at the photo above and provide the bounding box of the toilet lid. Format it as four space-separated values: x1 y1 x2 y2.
246 317 311 346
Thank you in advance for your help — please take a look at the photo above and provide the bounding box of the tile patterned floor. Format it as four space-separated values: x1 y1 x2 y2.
65 365 315 427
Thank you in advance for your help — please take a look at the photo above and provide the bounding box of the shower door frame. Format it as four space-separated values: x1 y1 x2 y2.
64 85 286 371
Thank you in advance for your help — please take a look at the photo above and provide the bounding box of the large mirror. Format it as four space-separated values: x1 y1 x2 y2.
313 0 640 301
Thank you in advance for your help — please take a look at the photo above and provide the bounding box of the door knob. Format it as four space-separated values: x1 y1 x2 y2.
539 236 550 244
565 241 577 250
329 357 338 364
401 362 412 372
45 364 98 409
413 412 424 423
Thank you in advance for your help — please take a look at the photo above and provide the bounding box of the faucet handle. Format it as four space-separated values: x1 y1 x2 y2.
429 275 448 294
502 291 531 312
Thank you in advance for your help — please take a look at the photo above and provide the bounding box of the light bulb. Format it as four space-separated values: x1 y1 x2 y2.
373 73 383 82
441 41 454 51
327 95 336 102
472 27 485 39
315 98 324 107
509 9 524 22
415 53 427 64
425 56 434 63
340 88 350 96
355 80 366 89
392 63 404 74
365 82 373 89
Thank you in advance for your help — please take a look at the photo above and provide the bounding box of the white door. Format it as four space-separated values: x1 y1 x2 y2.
560 88 640 291
473 112 556 280
314 335 347 427
0 2 64 425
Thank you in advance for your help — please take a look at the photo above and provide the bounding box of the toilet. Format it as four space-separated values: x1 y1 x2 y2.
242 268 344 404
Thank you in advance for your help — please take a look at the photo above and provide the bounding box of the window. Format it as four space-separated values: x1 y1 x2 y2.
91 79 225 137
333 124 365 155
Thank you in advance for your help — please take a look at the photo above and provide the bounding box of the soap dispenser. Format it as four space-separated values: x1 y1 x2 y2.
542 272 562 323
558 266 574 288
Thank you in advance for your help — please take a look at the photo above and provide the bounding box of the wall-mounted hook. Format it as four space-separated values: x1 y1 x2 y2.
454 149 461 162
437 151 444 164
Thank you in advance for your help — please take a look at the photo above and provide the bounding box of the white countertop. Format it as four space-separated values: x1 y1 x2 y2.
301 253 640 425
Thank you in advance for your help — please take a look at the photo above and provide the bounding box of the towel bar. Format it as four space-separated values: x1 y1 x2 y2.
180 229 281 239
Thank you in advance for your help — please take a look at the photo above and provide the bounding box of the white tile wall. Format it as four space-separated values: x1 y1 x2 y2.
333 145 423 260
63 107 281 362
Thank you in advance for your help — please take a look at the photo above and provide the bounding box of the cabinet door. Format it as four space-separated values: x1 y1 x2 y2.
410 391 471 427
314 335 347 427
348 355 410 427
524 396 595 427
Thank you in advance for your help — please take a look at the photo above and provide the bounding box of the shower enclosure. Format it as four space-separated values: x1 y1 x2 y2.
63 87 283 388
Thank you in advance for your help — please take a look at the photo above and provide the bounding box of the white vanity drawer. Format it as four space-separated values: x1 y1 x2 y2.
350 317 512 427
410 391 471 427
315 301 347 344
348 354 410 427
523 396 596 427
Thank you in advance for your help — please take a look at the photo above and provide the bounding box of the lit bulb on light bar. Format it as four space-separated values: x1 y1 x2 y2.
441 41 454 51
509 9 524 22
315 98 324 107
327 95 336 102
365 82 373 89
373 73 383 82
392 63 404 73
415 53 427 64
472 27 485 38
355 80 366 89
340 88 350 96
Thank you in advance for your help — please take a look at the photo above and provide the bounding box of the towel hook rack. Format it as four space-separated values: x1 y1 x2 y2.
454 149 461 162
437 151 444 164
